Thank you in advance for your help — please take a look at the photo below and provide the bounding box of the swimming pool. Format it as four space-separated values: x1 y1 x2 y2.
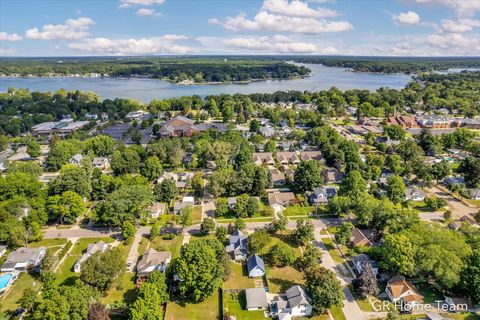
0 274 13 291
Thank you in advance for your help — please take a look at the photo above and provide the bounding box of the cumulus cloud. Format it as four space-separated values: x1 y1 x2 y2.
427 33 476 49
393 11 420 25
0 32 23 41
261 0 337 18
119 0 165 9
407 0 480 17
0 48 15 55
136 8 159 16
222 36 320 53
441 18 480 32
25 17 94 40
212 0 352 33
69 36 192 55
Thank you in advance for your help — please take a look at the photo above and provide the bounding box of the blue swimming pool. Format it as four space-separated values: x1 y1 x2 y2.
0 274 13 290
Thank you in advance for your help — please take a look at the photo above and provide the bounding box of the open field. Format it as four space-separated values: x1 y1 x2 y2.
165 290 220 320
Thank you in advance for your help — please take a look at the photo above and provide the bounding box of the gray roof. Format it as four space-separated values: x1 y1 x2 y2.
247 254 266 274
2 247 46 266
285 285 311 308
137 248 171 275
245 288 268 309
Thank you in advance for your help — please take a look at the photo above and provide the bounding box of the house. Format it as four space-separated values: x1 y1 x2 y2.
125 110 149 121
226 230 248 261
253 152 275 166
159 115 198 138
158 171 194 189
173 196 194 214
247 254 266 278
84 113 98 120
136 248 171 277
74 241 108 273
259 126 275 138
92 157 109 170
387 116 419 128
245 288 268 311
69 153 84 166
300 151 322 162
352 254 379 276
150 203 166 219
1 247 46 272
322 168 345 184
276 152 299 165
386 276 424 307
449 215 479 230
350 228 373 247
270 167 286 185
280 165 294 181
268 192 296 213
469 189 480 200
444 296 472 312
443 176 465 187
309 187 337 206
404 187 427 202
227 197 237 209
271 285 313 318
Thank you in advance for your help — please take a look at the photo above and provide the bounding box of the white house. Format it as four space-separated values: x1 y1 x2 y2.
92 157 109 170
150 203 166 219
386 276 424 308
69 154 84 166
74 241 108 273
271 285 313 318
136 248 171 278
405 187 427 202
247 254 266 278
1 247 46 272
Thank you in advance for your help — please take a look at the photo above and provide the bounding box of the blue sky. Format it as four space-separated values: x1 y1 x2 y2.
1 0 479 56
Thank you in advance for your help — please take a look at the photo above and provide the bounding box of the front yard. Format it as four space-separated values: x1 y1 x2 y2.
266 266 304 294
283 204 314 216
165 290 220 320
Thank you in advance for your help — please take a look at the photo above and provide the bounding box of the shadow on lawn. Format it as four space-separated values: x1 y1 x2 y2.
268 277 299 293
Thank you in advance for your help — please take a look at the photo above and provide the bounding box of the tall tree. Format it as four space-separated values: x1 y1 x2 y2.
305 266 345 315
352 263 379 298
293 160 323 193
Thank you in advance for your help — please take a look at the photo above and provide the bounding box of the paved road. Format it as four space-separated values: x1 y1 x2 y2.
314 232 365 320
425 185 477 218
43 226 119 239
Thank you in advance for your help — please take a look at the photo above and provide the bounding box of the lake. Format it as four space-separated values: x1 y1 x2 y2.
0 64 412 102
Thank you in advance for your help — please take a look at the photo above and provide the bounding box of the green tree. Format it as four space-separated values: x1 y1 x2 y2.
200 217 215 235
215 198 229 217
47 191 86 223
268 242 296 267
381 234 415 275
27 140 41 158
180 205 193 227
298 244 322 271
192 173 204 198
110 148 141 175
461 249 480 303
247 229 271 253
294 219 314 245
335 222 353 245
122 221 136 241
386 175 406 203
305 266 345 315
174 240 224 302
83 135 117 157
293 160 323 193
339 170 366 198
141 156 163 181
80 248 124 292
46 139 81 170
130 271 169 320
49 164 91 197
153 179 178 202
215 226 228 243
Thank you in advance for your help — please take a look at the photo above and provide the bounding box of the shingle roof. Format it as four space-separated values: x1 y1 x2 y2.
247 254 266 274
285 285 311 308
245 288 268 309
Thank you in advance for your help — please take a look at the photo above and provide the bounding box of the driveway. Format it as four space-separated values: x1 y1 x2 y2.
125 227 150 272
204 200 216 218
314 232 365 320
425 186 478 218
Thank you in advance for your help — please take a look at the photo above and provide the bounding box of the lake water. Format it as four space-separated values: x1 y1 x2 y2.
0 64 412 102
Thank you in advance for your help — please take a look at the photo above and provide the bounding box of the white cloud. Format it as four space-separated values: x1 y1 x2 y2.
261 0 337 18
407 0 480 17
0 32 23 41
212 0 351 34
25 17 94 40
159 34 189 40
119 0 165 9
136 8 159 16
272 34 294 42
0 48 15 55
69 36 192 55
393 11 420 25
441 18 480 32
222 11 352 33
427 33 476 49
222 36 319 53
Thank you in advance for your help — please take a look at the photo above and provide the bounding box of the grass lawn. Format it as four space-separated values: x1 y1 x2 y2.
137 236 150 256
217 217 273 223
192 205 202 223
440 313 480 320
223 290 265 320
101 273 137 305
283 204 314 216
29 238 67 248
1 272 41 313
330 305 346 320
267 266 304 294
150 235 183 260
322 237 344 264
165 290 220 320
259 232 302 257
189 233 215 243
223 262 256 290
55 237 114 285
415 283 442 304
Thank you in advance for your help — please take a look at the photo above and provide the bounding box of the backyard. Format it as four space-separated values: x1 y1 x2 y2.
223 262 256 290
165 290 220 320
223 290 265 320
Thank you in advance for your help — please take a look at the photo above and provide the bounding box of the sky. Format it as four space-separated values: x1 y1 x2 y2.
1 0 480 57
